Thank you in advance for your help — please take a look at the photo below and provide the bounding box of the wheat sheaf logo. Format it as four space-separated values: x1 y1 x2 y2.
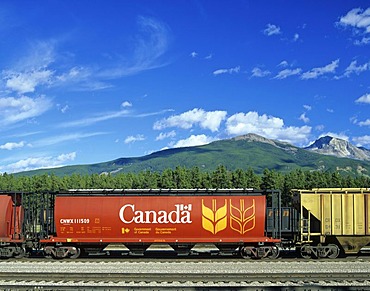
201 199 227 234
230 199 256 234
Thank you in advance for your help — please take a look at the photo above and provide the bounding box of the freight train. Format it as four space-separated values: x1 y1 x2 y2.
0 188 370 259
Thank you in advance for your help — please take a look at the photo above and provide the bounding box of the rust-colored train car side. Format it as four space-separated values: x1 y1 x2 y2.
40 189 281 259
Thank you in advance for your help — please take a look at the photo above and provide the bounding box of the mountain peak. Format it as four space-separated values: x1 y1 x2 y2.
232 133 276 145
305 136 370 161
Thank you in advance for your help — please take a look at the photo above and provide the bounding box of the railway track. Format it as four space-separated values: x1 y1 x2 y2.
1 259 370 289
0 272 369 289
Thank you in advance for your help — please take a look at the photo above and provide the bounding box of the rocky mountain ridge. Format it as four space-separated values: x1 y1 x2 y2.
14 133 370 177
305 136 370 161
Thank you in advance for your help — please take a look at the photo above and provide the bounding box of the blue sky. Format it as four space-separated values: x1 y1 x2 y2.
0 1 369 173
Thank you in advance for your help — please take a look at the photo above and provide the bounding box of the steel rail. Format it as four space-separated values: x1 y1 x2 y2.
0 272 368 283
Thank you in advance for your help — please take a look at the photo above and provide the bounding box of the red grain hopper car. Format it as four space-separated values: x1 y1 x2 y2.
0 192 27 258
40 189 282 259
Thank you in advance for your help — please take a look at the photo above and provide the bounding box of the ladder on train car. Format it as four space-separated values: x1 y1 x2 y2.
270 189 282 240
300 210 311 242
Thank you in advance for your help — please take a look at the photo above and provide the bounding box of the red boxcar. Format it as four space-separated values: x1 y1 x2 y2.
41 189 281 259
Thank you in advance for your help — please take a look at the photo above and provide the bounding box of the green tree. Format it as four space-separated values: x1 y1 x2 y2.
139 171 159 188
244 168 262 188
330 172 343 188
261 169 283 190
189 167 203 188
231 169 247 188
160 169 176 188
211 165 231 188
173 166 191 188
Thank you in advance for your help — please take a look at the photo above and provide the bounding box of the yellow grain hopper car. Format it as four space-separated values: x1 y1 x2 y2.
292 188 370 258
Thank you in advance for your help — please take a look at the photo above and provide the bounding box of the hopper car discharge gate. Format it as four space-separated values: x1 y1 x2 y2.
37 189 283 259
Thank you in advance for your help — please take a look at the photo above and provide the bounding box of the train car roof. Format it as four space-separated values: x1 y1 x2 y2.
0 191 32 195
55 188 279 196
291 188 370 194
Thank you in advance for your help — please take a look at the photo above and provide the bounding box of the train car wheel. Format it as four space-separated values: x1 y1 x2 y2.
54 247 67 259
268 246 280 259
326 244 340 259
239 246 252 259
300 244 312 259
70 247 81 259
14 247 26 259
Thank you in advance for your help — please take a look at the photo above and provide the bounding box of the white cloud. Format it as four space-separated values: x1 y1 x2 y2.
213 66 240 75
124 134 145 144
57 66 85 82
130 16 170 70
278 61 289 67
35 132 107 147
55 66 108 91
0 95 52 126
12 40 55 72
57 104 69 113
153 108 227 132
0 141 25 150
60 107 169 129
353 135 370 147
156 130 176 141
350 115 358 125
190 51 198 58
98 16 170 78
0 152 76 174
4 69 54 94
251 67 271 78
303 105 312 111
2 18 171 94
336 60 369 79
172 134 216 148
57 152 77 162
263 24 281 36
55 66 114 91
293 33 299 42
61 105 69 113
301 59 339 79
338 8 370 34
354 37 370 45
226 112 283 133
299 113 310 123
358 119 370 127
2 41 109 93
59 110 130 128
274 68 301 79
355 93 370 104
344 60 369 76
2 40 56 94
121 101 132 107
225 111 311 145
